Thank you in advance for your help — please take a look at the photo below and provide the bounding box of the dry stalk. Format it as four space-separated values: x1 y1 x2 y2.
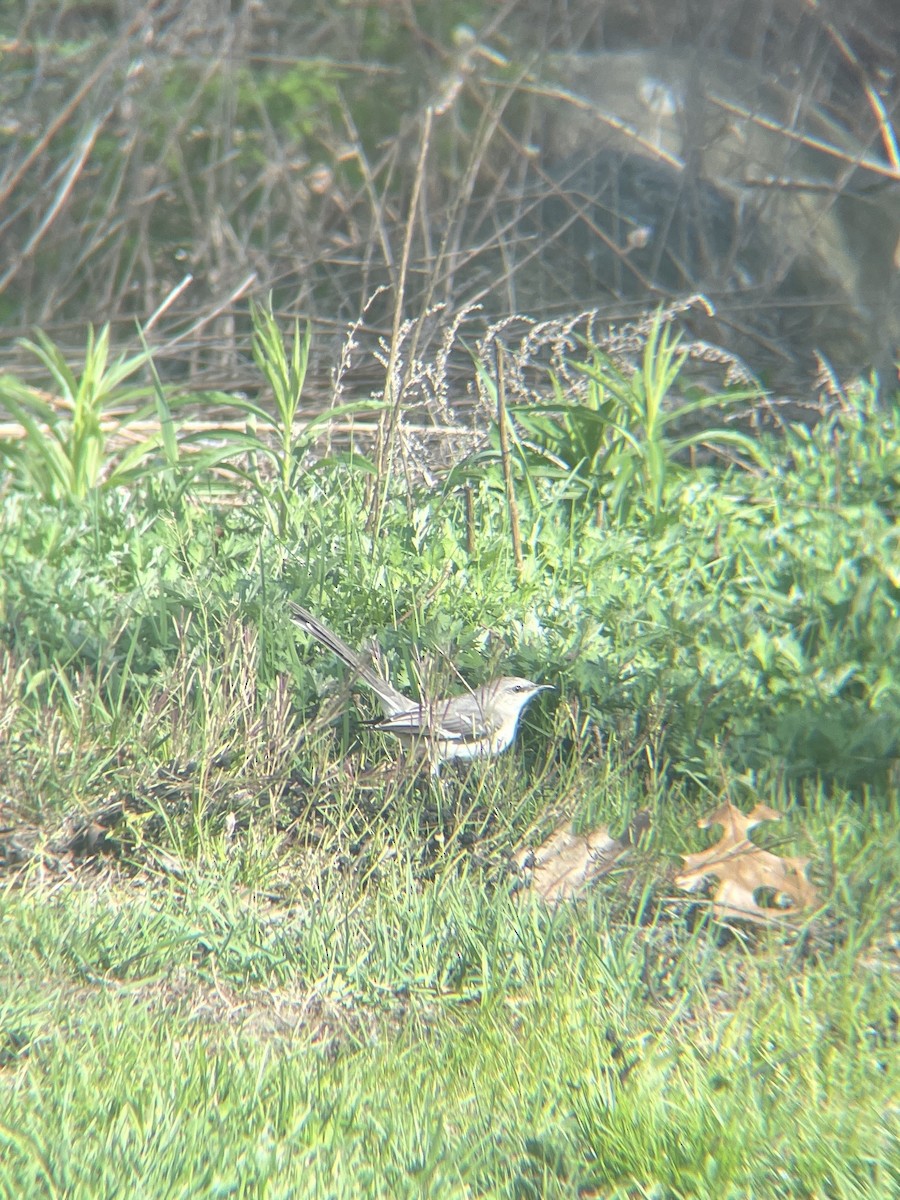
369 106 434 537
495 343 524 579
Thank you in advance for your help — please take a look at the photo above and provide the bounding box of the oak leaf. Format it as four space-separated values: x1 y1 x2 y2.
676 802 819 925
513 810 650 903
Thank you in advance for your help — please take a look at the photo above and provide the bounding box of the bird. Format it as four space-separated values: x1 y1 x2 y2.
289 602 552 772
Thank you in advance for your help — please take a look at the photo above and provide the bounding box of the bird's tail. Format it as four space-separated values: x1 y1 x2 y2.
289 602 410 716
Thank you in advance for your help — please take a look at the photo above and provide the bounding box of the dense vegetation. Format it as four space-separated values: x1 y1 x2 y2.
0 311 897 1197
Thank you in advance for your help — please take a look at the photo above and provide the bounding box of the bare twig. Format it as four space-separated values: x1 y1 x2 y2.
496 343 524 579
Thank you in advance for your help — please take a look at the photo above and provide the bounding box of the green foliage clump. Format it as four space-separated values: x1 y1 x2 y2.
0 326 160 500
457 312 758 524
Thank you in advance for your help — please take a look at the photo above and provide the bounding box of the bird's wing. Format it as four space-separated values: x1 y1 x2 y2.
374 699 496 744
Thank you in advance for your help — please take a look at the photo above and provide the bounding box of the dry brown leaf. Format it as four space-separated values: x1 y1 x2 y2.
513 810 650 903
676 802 819 926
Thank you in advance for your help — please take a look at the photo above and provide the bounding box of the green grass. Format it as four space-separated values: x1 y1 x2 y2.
0 329 897 1197
1 790 895 1198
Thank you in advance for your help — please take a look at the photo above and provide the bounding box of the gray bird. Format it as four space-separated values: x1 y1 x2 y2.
290 602 551 771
